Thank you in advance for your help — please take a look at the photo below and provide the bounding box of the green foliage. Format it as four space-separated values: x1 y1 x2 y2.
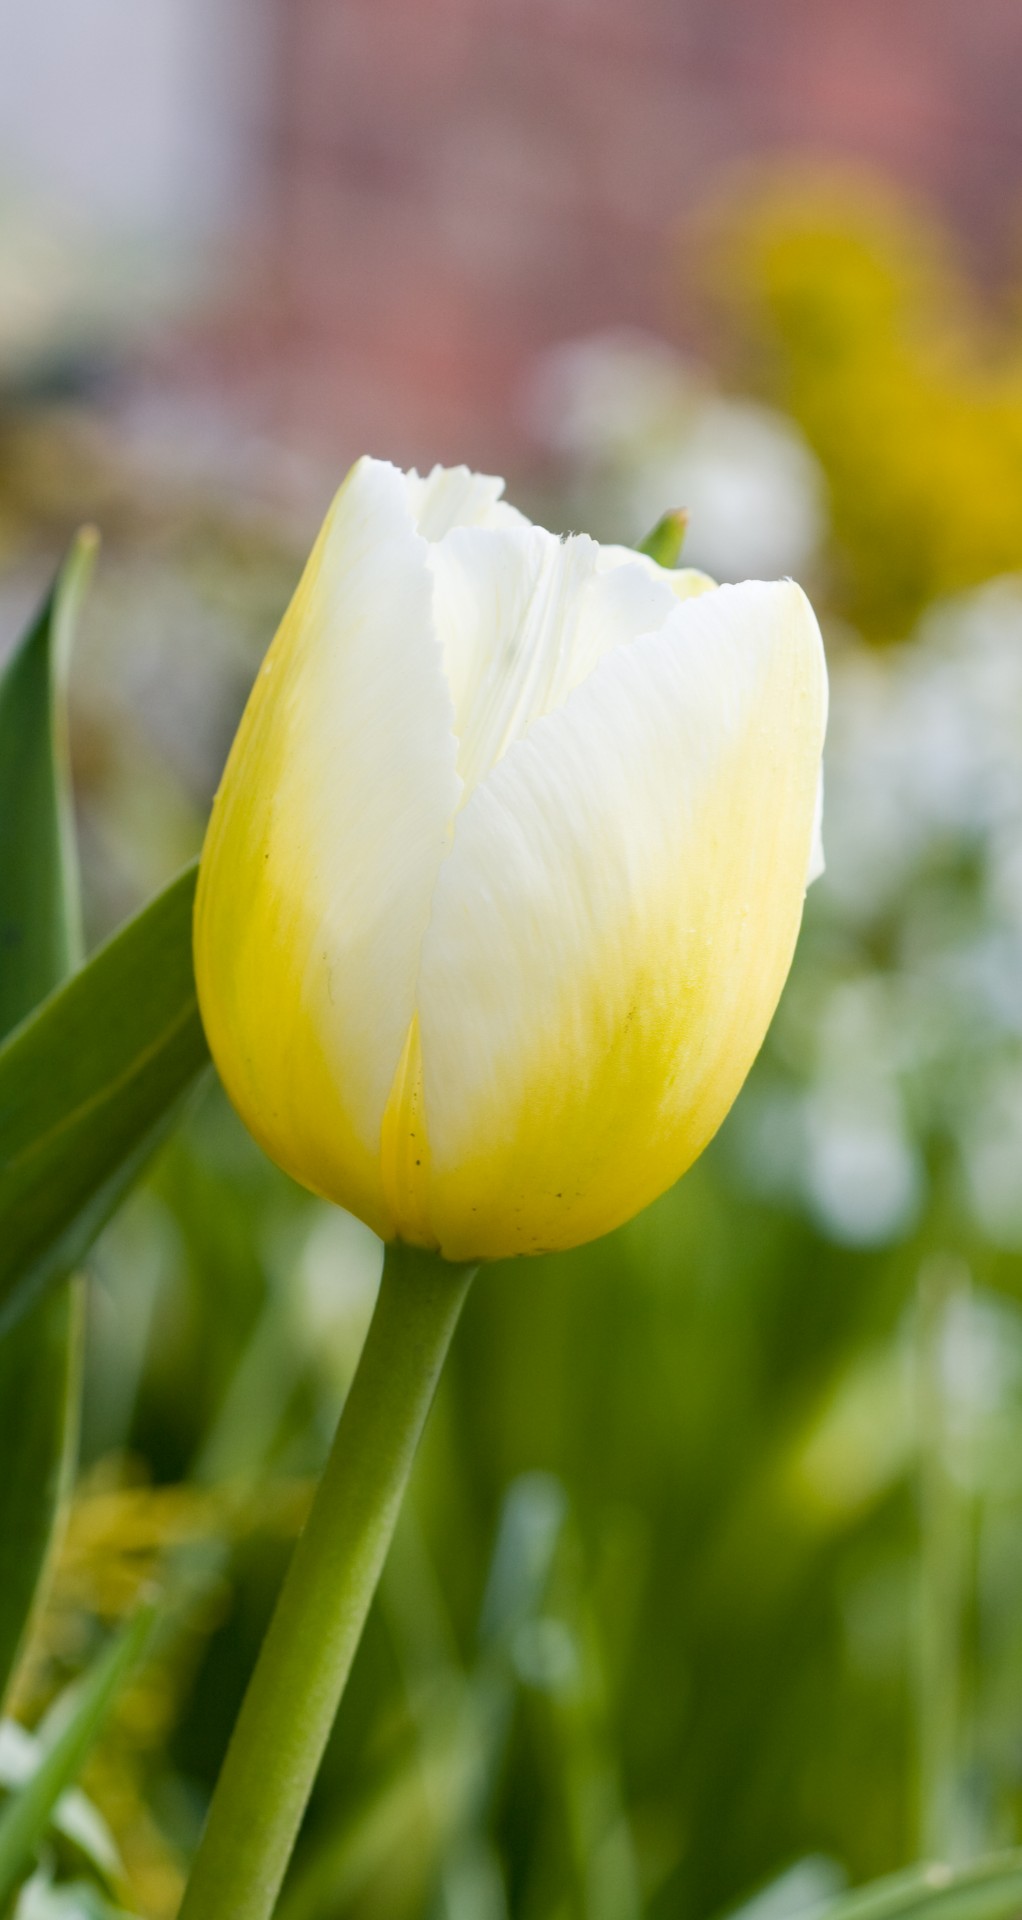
0 1607 154 1910
0 1292 83 1720
13 1884 138 1920
0 532 92 1028
637 509 689 568
0 1717 120 1887
0 541 93 1712
821 1853 1022 1920
0 863 210 1334
0 542 164 1913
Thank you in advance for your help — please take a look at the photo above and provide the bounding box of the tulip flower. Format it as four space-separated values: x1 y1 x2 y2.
182 458 827 1920
194 456 826 1263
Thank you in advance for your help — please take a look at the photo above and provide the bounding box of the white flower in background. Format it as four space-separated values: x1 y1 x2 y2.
803 1080 922 1247
530 329 686 467
824 580 1022 929
632 398 825 584
755 573 1022 1246
527 328 826 582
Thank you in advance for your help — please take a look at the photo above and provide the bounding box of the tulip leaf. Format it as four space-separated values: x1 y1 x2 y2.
637 508 689 568
0 531 93 1029
0 538 95 1712
0 1288 85 1716
817 1854 1022 1920
0 1604 155 1908
0 1717 121 1884
0 861 211 1336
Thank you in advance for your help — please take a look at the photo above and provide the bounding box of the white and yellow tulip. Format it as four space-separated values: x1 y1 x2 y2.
194 456 827 1260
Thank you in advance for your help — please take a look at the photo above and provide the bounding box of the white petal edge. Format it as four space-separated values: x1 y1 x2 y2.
595 542 718 603
402 463 529 540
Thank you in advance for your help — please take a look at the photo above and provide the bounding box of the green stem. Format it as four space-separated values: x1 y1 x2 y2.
177 1241 477 1920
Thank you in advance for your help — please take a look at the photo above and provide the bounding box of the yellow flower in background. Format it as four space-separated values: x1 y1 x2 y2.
704 171 1022 636
194 457 826 1261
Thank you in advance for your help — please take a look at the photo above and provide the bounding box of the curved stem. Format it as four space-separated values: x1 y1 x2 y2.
178 1241 477 1920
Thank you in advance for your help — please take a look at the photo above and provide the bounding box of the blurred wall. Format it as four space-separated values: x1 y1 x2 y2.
0 0 271 245
238 0 1022 470
0 0 269 384
6 0 1022 477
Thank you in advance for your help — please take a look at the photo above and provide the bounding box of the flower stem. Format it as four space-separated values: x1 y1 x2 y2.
177 1240 477 1920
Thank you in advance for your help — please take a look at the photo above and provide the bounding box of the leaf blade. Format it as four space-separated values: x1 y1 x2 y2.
0 531 95 1030
819 1855 1022 1920
0 1288 84 1713
0 861 211 1334
0 538 96 1709
0 1606 155 1908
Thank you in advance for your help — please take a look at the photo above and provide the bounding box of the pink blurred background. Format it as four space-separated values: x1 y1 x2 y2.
6 0 1022 481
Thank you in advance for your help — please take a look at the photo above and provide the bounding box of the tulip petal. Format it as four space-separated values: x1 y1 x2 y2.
194 457 461 1238
403 464 528 539
427 527 681 793
595 544 718 603
415 580 827 1260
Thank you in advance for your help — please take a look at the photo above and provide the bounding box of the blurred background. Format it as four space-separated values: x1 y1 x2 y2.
8 3 1022 1917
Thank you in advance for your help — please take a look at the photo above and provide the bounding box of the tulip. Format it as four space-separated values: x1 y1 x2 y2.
194 456 826 1263
182 457 826 1920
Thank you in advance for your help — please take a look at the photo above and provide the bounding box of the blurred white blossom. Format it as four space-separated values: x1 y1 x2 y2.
748 576 1022 1246
804 1082 922 1247
527 329 825 580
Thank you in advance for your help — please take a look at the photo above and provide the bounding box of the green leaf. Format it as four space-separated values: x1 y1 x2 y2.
0 861 211 1336
0 1605 155 1908
0 1719 120 1884
0 532 94 1031
0 538 96 1711
0 1288 84 1715
637 508 689 568
819 1854 1022 1920
14 1877 140 1920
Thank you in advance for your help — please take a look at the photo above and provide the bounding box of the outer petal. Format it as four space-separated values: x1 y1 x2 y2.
194 457 461 1238
415 580 827 1260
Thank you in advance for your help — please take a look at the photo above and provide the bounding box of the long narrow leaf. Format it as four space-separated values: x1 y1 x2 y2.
0 1289 84 1713
0 531 93 1027
820 1854 1022 1920
0 862 210 1334
0 537 95 1708
0 1606 155 1907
